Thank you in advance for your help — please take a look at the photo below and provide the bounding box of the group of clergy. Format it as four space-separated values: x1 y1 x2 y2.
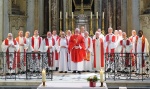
1 26 149 74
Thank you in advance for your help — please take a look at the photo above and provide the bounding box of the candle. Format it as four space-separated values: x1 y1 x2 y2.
42 69 46 82
100 69 104 82
96 12 98 19
60 12 62 19
72 12 74 19
66 12 68 19
90 12 92 19
102 12 104 19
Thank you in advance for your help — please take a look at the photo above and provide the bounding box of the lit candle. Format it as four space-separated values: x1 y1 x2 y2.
42 69 46 82
100 69 104 82
91 12 92 19
102 12 104 19
96 12 98 19
66 12 68 19
60 12 62 19
72 12 74 19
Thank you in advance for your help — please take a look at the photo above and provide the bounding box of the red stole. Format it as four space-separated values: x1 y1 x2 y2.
15 37 27 67
5 39 17 69
31 36 42 60
142 36 145 67
84 37 91 61
105 34 115 53
31 36 41 49
45 38 55 67
93 38 104 68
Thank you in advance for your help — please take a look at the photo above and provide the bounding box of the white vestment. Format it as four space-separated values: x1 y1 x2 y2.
1 38 19 73
56 38 68 71
66 35 71 70
25 37 31 52
42 37 55 70
84 37 93 71
136 36 149 74
52 35 59 68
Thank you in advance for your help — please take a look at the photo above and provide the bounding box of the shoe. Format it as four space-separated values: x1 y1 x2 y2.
78 71 81 74
82 71 85 72
64 71 67 73
56 67 58 71
87 70 90 72
59 71 63 73
72 71 76 73
95 71 98 73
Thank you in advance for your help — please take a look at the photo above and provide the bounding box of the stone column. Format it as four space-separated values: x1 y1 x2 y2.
127 0 133 35
38 0 44 35
63 0 66 32
34 0 39 30
26 0 35 36
99 0 102 28
49 0 51 32
3 0 9 39
0 0 4 51
132 0 140 32
121 0 127 32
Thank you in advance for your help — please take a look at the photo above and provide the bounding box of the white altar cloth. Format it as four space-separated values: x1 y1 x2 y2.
37 82 108 89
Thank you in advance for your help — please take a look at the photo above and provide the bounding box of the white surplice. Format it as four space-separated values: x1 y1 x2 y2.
56 38 68 72
83 36 93 71
1 38 19 73
66 35 71 70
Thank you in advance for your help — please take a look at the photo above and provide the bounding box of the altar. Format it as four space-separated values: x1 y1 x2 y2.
37 81 108 89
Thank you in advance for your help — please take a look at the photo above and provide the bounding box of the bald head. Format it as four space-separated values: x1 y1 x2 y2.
47 31 52 38
84 31 89 37
75 28 80 34
95 31 100 38
114 30 118 35
108 27 113 34
132 30 136 36
8 33 13 40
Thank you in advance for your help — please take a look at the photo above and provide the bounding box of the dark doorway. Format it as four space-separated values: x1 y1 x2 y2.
43 0 49 34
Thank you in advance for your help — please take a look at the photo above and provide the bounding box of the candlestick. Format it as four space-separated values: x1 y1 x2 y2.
60 12 62 19
96 12 98 19
100 69 104 82
102 12 104 19
66 12 68 19
72 12 74 19
90 12 92 19
42 69 46 86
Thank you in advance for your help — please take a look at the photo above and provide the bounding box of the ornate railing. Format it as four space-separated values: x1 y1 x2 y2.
0 52 53 80
105 53 150 81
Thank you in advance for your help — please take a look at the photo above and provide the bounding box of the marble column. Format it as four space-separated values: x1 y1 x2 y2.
121 0 127 32
3 0 9 39
0 0 4 51
26 0 35 36
132 0 140 32
51 0 57 30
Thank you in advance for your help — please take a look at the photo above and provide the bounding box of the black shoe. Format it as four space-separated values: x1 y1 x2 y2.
56 67 59 71
78 71 81 74
95 71 98 73
72 71 76 73
82 71 85 72
59 71 63 73
87 70 90 72
64 71 67 73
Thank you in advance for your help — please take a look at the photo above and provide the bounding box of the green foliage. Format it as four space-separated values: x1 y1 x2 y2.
87 75 99 82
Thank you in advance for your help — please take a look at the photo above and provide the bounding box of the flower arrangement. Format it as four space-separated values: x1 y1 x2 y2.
87 75 99 82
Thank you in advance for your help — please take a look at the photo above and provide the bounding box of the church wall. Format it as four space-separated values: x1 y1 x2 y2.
0 0 4 51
